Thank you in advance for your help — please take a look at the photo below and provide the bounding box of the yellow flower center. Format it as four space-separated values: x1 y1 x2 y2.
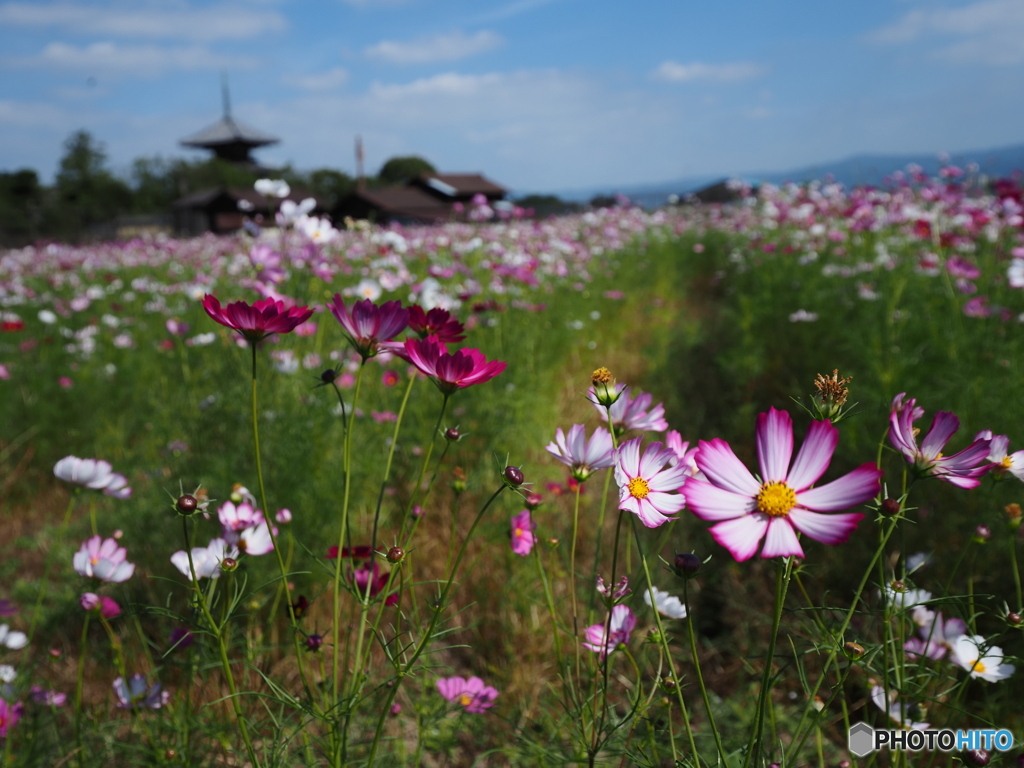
972 660 987 675
1001 456 1014 469
90 557 99 565
514 527 523 538
627 477 650 499
756 481 797 517
458 693 472 706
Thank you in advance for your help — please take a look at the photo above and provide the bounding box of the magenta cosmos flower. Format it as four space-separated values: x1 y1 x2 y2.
53 456 132 499
436 676 498 713
582 604 636 658
73 536 135 582
327 295 408 359
202 295 313 344
407 305 465 343
545 424 616 482
402 337 506 396
510 510 536 556
615 437 690 528
685 408 882 561
888 394 993 489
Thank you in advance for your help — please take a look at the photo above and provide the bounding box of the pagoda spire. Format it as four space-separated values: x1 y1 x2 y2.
221 72 232 118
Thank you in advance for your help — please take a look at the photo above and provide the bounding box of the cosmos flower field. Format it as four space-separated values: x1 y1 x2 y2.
2 166 1024 766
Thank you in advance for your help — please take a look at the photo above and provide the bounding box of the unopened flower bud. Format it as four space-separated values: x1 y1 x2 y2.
305 633 324 652
590 367 620 407
973 524 991 543
1008 611 1021 626
891 580 906 593
221 557 238 572
176 494 198 515
165 749 177 760
1005 503 1022 530
673 552 702 578
503 465 524 487
525 492 543 510
451 467 468 493
387 546 404 564
843 642 865 660
290 595 309 620
444 427 461 442
881 498 901 515
320 368 338 385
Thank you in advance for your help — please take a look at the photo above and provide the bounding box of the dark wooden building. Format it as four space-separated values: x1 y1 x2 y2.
335 172 508 224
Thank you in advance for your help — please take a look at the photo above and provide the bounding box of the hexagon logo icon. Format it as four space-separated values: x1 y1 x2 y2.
848 722 875 757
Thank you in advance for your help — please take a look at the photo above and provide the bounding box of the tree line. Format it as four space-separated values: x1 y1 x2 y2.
0 130 584 246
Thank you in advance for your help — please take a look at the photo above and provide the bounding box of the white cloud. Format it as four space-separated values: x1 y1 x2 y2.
18 41 258 77
0 99 67 128
651 60 764 83
282 67 349 91
364 30 502 64
0 1 287 42
869 0 1024 65
370 71 504 99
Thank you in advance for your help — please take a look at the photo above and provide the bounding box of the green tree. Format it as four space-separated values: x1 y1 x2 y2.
47 130 132 240
377 155 436 186
0 169 44 245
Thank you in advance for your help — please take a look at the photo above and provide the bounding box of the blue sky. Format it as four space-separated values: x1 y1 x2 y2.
2 0 1023 193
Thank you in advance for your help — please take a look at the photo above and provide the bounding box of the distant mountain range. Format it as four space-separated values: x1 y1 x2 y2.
542 142 1024 209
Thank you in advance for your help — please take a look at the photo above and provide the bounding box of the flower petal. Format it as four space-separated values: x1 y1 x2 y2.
695 439 760 496
796 464 881 511
708 515 768 562
759 517 804 559
684 479 754 521
756 408 794 482
787 509 864 545
786 419 838 491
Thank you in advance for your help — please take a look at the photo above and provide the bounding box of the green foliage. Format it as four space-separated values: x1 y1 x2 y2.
377 155 436 186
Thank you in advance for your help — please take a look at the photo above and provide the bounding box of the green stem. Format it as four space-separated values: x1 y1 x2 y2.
364 484 507 766
570 483 584 689
743 557 792 768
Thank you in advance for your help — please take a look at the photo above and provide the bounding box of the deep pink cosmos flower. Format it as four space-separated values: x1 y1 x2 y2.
582 604 636 658
436 676 499 713
685 408 882 561
402 337 506 396
510 510 536 556
202 295 313 344
325 546 397 605
407 305 466 343
888 394 993 489
327 296 408 360
545 424 616 482
73 536 135 582
614 438 690 528
0 698 23 737
80 592 121 619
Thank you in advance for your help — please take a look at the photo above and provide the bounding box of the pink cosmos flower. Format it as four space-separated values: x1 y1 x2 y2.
402 337 506 396
325 546 397 605
436 676 499 713
202 295 313 344
113 675 169 709
545 424 616 482
53 456 132 499
591 384 669 434
614 437 690 528
510 510 535 556
582 604 636 658
407 305 466 343
685 408 882 561
975 430 1024 482
0 698 22 737
888 394 993 489
73 536 135 582
79 593 121 619
217 500 265 533
904 607 967 661
327 296 408 360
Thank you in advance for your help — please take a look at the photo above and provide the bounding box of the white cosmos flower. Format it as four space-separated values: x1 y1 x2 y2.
170 538 238 580
38 309 57 324
951 635 1015 682
643 586 687 619
254 178 290 198
870 685 930 730
53 456 132 499
0 624 27 650
882 586 931 610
